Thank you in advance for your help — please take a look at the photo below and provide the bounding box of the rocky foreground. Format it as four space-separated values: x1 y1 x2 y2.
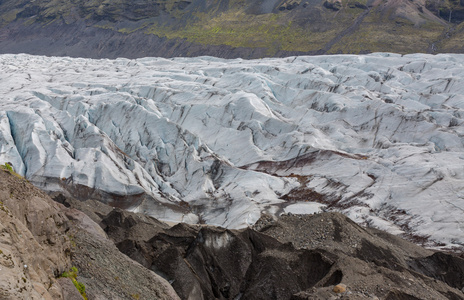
0 168 178 299
2 168 464 299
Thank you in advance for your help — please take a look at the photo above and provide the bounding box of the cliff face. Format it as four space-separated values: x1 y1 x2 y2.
0 168 180 300
0 0 464 58
0 169 71 299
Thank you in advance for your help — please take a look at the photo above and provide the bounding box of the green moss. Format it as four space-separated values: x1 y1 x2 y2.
61 266 79 278
60 267 87 300
144 9 347 54
1 163 23 179
0 201 9 214
328 18 443 54
117 22 150 34
1 163 13 172
67 234 77 248
1 9 19 23
72 278 87 299
94 23 115 30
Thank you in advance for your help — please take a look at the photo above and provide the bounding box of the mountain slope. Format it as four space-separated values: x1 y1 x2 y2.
0 0 462 58
0 167 180 300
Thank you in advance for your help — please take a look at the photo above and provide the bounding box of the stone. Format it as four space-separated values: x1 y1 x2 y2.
333 283 347 293
58 278 85 300
324 0 342 11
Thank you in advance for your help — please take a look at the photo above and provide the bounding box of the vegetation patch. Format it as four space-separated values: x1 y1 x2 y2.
0 163 23 179
60 267 88 300
144 9 345 55
329 20 443 54
0 0 458 54
0 163 13 172
142 2 448 55
0 201 9 214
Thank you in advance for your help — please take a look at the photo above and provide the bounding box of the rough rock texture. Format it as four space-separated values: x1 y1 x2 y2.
0 169 71 299
68 196 464 300
66 209 180 300
101 210 335 300
254 213 464 299
324 0 343 11
57 278 85 300
0 169 180 300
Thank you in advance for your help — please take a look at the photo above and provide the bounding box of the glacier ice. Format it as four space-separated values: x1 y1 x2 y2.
1 53 464 249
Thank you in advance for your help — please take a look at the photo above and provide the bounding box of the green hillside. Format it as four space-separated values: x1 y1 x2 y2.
0 0 463 58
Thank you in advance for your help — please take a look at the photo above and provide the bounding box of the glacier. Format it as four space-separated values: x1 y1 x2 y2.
1 53 464 249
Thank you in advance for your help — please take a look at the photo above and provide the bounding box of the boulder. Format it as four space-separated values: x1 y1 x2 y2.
324 0 343 11
333 283 347 293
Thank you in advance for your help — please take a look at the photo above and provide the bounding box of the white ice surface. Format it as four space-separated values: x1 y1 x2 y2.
283 203 327 215
1 53 464 248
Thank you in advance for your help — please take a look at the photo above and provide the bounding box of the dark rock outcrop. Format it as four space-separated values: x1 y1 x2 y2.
99 208 335 299
409 252 464 289
254 213 464 299
324 0 343 11
67 198 464 300
426 0 464 23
